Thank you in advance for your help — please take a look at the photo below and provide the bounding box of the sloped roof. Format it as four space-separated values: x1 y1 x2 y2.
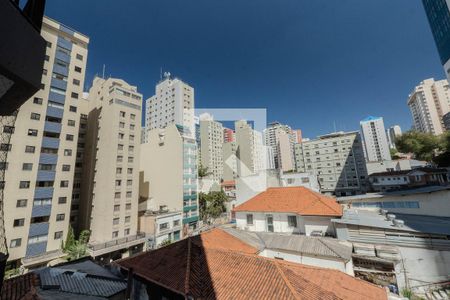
116 230 387 300
233 186 343 217
1 273 39 300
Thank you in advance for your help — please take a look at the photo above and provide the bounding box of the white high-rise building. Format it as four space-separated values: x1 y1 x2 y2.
199 113 223 182
263 122 296 172
387 125 402 149
144 75 195 142
0 17 89 267
235 120 265 176
407 78 450 135
360 116 391 162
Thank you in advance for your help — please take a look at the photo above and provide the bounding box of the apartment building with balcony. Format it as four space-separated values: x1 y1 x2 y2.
199 113 224 182
0 17 89 268
263 122 296 172
78 77 144 260
294 131 368 196
360 116 391 162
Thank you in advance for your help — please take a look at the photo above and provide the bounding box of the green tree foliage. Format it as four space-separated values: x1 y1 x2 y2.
159 239 172 248
389 148 401 160
395 131 450 165
63 228 91 261
199 190 227 222
198 163 211 179
64 226 76 251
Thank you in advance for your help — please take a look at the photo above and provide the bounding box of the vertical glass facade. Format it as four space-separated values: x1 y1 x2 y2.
423 0 450 64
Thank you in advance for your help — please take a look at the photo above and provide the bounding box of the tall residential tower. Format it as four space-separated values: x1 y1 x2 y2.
360 116 391 162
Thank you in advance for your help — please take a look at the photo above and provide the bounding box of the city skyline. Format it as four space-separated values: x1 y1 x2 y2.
44 0 446 138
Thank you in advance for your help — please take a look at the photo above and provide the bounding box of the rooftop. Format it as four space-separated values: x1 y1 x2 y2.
116 230 386 300
337 185 450 201
332 209 450 236
361 116 382 122
233 186 343 217
369 167 448 177
1 273 38 300
222 227 352 261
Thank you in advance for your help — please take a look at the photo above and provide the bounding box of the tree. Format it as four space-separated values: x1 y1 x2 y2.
64 225 76 251
199 190 227 222
63 229 90 261
395 131 442 162
159 239 172 248
389 148 401 160
198 163 211 179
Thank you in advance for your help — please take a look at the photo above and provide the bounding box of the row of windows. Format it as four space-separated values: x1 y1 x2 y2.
352 201 420 209
18 180 71 189
9 229 64 248
246 214 298 227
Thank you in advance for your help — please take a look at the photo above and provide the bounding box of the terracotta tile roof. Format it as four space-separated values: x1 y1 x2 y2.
221 180 236 186
1 273 39 300
193 228 258 254
233 186 343 217
116 230 386 300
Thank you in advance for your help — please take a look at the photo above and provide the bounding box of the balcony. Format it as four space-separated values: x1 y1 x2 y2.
44 121 62 133
36 170 55 181
25 241 47 257
87 232 147 258
42 136 59 149
34 187 53 199
31 204 52 217
29 222 49 237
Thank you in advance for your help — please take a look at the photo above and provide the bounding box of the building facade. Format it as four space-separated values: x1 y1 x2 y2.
199 114 223 182
235 120 265 176
78 77 143 258
144 75 195 142
422 0 450 82
222 141 238 181
263 122 296 172
1 17 89 266
407 78 450 135
387 125 402 149
294 131 368 196
360 116 391 162
223 127 235 143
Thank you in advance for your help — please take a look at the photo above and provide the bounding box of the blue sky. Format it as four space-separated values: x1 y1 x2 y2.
45 0 445 138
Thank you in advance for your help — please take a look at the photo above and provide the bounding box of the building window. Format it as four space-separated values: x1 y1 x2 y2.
174 220 180 227
159 223 168 230
120 111 125 118
44 55 49 61
119 122 125 128
115 192 121 199
115 180 121 187
116 167 122 174
62 165 70 171
126 191 132 198
128 146 134 153
66 134 74 141
124 229 130 236
117 156 123 162
3 126 14 134
0 144 12 151
127 168 133 174
130 114 136 120
127 180 132 186
64 149 72 156
60 181 69 188
73 79 80 86
112 231 118 238
113 218 120 225
125 216 130 223
118 144 124 151
30 113 41 120
69 106 77 112
58 197 67 204
19 181 30 189
130 124 135 130
128 157 133 163
114 204 120 212
0 162 7 170
126 203 131 210
118 133 124 139
74 66 82 73
76 54 83 61
25 146 35 153
56 214 65 221
13 218 25 227
22 163 33 171
246 214 253 225
54 231 63 239
10 238 21 248
16 199 27 208
71 92 79 99
28 129 38 136
67 119 76 126
288 215 297 228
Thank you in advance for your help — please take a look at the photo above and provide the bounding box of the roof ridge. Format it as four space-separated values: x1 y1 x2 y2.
309 192 342 215
273 261 301 300
184 238 192 296
317 238 344 259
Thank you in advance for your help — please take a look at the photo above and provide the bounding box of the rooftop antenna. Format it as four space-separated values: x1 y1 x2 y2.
333 121 337 133
102 64 105 79
160 67 163 80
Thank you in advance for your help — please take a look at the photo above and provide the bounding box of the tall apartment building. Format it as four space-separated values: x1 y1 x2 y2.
235 120 265 176
294 131 368 196
140 125 199 233
360 116 391 162
263 122 296 172
0 17 89 267
408 78 450 135
422 0 450 82
199 114 223 182
78 77 144 260
222 141 238 181
223 128 235 143
387 125 402 149
144 75 195 142
293 129 302 143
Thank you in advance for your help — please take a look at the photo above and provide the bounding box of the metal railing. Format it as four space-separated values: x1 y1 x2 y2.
87 232 147 251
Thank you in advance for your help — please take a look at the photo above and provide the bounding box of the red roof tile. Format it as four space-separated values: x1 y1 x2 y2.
233 186 343 217
116 230 386 300
1 273 39 300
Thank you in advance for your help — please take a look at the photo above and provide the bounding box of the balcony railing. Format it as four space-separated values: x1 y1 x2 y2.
87 232 146 252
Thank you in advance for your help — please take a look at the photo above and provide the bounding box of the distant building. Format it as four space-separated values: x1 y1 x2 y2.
337 185 450 217
360 116 391 162
223 127 235 142
263 122 296 172
140 125 199 234
138 208 182 248
365 159 427 175
293 129 303 143
422 0 450 82
407 78 450 135
294 131 369 196
368 167 449 192
387 125 402 149
116 228 387 300
222 141 238 181
199 113 223 182
235 120 265 176
443 111 450 130
144 75 195 142
233 187 343 236
280 172 320 192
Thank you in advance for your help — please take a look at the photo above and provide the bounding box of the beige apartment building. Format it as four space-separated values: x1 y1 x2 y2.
0 17 89 268
140 125 199 234
78 77 145 260
263 122 296 172
222 141 238 181
199 114 223 182
407 78 450 135
294 131 368 196
235 120 265 176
